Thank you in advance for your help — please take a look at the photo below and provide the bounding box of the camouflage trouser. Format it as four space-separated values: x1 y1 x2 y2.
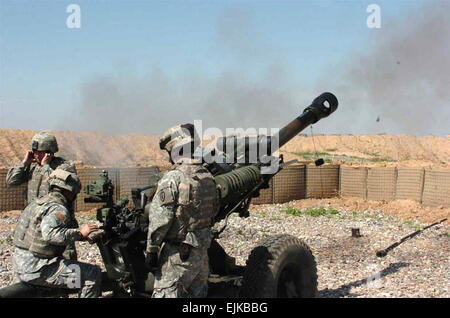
11 245 78 285
152 243 209 298
16 259 102 298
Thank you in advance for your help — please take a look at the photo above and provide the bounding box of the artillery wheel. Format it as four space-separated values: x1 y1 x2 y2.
240 234 318 298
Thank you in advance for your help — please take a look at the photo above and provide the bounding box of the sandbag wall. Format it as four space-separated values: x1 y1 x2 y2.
339 166 450 206
75 167 161 212
118 166 162 204
242 164 339 204
0 169 27 211
1 165 449 211
305 165 340 199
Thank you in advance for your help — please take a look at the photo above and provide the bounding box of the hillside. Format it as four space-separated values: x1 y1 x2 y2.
0 129 168 168
280 134 450 167
0 129 448 168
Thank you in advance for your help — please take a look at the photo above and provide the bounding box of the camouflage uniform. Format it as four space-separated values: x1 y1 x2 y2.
6 132 78 260
147 125 218 298
6 132 77 204
6 158 76 204
12 171 102 298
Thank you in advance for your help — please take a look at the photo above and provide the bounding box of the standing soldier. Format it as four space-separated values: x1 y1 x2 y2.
6 131 78 260
6 131 76 203
12 169 102 298
145 124 218 298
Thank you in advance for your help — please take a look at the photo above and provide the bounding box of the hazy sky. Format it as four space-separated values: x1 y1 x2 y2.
0 0 448 136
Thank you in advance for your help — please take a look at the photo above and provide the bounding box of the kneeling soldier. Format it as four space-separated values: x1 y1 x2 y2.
6 131 78 261
12 169 102 298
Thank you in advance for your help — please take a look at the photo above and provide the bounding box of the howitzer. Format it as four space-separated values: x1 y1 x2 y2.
91 92 337 297
0 92 338 298
82 92 338 297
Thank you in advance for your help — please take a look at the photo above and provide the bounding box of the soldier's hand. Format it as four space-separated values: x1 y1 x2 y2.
145 252 159 272
79 223 99 239
22 150 34 165
87 229 105 244
41 152 54 166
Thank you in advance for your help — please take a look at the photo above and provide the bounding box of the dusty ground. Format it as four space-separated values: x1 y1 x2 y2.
219 201 449 298
0 197 448 298
0 129 448 168
286 198 450 225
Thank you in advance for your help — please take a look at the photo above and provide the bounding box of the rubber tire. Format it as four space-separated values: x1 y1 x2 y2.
240 234 318 298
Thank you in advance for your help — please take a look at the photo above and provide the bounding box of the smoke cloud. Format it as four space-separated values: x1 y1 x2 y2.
70 3 449 137
316 2 450 136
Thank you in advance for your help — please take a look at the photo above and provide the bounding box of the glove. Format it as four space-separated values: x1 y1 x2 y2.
145 252 159 272
87 229 105 244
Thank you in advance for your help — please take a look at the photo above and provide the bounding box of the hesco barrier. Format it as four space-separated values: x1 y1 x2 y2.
251 179 274 205
422 169 450 207
0 169 27 211
306 165 339 199
339 166 368 199
273 164 306 203
1 164 450 211
339 166 450 207
118 167 161 202
367 167 397 201
75 167 161 212
251 164 307 205
396 168 425 202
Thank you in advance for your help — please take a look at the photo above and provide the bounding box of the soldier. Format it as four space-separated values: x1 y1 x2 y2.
6 131 77 203
145 124 218 298
6 131 78 260
12 169 102 298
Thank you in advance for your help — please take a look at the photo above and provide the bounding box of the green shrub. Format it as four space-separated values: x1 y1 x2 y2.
281 206 339 217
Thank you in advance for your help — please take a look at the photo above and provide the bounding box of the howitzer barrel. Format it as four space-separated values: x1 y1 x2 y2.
213 93 338 222
275 92 338 150
216 92 338 159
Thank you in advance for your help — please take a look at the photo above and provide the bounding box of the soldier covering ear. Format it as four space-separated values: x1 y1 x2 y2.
6 132 79 261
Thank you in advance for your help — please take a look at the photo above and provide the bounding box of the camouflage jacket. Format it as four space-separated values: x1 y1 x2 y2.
146 159 218 254
12 192 82 281
6 157 76 204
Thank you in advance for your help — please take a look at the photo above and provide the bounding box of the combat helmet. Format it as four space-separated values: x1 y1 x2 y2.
48 169 81 196
159 124 196 153
30 131 59 153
